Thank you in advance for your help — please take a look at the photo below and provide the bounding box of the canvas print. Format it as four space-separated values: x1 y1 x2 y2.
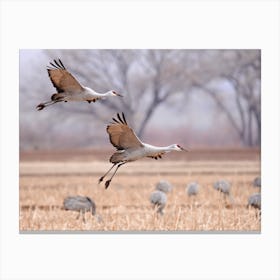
19 49 261 232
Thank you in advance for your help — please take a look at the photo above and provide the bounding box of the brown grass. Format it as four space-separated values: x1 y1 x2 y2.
19 151 261 232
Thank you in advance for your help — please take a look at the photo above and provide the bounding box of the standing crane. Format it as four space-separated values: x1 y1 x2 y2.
150 190 167 215
248 193 261 210
63 196 96 223
186 182 200 196
253 177 261 188
63 195 102 223
247 193 261 220
155 180 173 193
213 180 235 204
99 112 188 189
36 59 122 110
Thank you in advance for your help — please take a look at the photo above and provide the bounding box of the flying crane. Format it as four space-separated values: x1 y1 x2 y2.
99 113 188 189
36 59 122 110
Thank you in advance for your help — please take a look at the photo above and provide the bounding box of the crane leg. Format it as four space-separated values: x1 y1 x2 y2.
36 100 62 111
76 210 82 220
157 206 164 216
105 162 126 189
98 164 117 183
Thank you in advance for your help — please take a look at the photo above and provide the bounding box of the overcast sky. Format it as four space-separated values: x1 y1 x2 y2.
19 49 260 149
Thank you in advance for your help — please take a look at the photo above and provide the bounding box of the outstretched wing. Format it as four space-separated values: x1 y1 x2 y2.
47 59 84 94
107 113 144 150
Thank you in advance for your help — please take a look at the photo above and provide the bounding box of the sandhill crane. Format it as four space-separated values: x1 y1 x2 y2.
150 190 167 215
99 112 188 189
186 182 200 196
253 177 261 188
213 180 234 204
63 196 100 223
155 180 173 193
248 193 261 210
36 59 122 110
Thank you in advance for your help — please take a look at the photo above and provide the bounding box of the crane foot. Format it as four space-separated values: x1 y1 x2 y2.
105 180 111 189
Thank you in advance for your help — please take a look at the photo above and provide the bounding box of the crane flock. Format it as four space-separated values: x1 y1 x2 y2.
37 59 261 223
38 59 187 190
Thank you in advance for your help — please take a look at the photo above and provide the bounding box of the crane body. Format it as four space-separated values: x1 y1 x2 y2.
150 190 167 215
110 144 182 163
99 112 187 189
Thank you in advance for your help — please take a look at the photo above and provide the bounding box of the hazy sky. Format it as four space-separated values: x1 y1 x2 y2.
19 49 259 149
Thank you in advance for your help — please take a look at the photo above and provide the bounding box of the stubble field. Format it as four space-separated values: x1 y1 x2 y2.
19 149 261 232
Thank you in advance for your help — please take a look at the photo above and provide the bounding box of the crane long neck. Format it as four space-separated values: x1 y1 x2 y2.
165 145 177 152
96 90 111 96
159 145 177 151
144 143 176 152
84 87 110 97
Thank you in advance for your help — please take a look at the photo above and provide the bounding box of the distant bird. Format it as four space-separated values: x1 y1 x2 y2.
150 190 167 215
99 112 188 189
186 182 200 196
253 177 261 188
213 180 231 194
213 180 234 204
63 196 98 223
248 193 261 210
36 59 122 110
155 180 173 193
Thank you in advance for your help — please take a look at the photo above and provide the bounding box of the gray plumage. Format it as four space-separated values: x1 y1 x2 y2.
248 193 261 209
253 177 261 188
213 180 234 204
155 180 173 193
186 182 200 196
150 190 167 215
213 180 231 194
63 196 96 222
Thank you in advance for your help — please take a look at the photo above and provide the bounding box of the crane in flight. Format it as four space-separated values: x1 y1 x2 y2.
36 59 122 110
99 112 188 189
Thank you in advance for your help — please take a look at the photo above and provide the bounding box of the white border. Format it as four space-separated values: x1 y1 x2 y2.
1 1 279 279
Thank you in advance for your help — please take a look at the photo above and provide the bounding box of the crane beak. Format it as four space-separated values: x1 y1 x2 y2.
181 146 189 152
115 93 123 97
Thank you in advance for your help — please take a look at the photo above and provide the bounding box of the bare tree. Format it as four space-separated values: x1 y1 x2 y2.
185 50 261 146
19 49 260 149
43 49 191 137
223 50 261 146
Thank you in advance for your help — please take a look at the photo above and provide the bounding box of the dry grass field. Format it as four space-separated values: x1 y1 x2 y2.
19 149 261 232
